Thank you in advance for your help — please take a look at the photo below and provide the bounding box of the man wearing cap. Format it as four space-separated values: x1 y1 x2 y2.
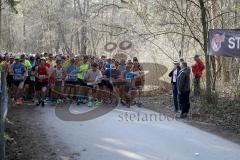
12 55 26 105
105 63 121 80
192 54 205 96
169 60 181 112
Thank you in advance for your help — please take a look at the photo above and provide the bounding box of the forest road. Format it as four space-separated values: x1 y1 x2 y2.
38 104 240 160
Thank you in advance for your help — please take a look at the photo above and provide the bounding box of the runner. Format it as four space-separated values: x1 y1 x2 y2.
65 58 78 97
84 63 103 107
34 57 49 107
48 54 56 102
104 64 120 92
46 53 55 67
104 58 111 70
65 58 78 85
77 56 89 86
121 65 140 107
12 55 26 105
119 59 126 73
132 57 144 107
52 59 64 103
21 54 33 99
5 53 144 107
6 56 14 98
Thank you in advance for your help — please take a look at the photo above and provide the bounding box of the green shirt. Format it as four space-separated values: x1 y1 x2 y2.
78 63 89 80
0 62 4 72
24 60 32 76
24 59 31 68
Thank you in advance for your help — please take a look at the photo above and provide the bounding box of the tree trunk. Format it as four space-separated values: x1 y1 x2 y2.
58 22 70 54
76 30 80 55
180 0 185 57
210 0 219 91
81 26 87 55
80 0 89 55
199 0 212 97
23 12 27 52
0 0 2 49
55 41 60 55
6 11 12 51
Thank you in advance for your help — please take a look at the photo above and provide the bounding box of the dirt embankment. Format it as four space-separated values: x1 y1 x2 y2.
142 95 240 145
5 106 80 160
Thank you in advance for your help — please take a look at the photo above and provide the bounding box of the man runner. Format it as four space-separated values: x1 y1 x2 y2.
34 57 49 107
12 55 26 105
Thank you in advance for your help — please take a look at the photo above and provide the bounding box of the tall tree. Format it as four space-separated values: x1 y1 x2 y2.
0 0 19 49
199 0 212 97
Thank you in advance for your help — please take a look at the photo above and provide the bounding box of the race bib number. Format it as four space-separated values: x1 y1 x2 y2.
14 74 24 80
39 75 46 80
56 73 63 81
68 75 77 81
30 76 35 81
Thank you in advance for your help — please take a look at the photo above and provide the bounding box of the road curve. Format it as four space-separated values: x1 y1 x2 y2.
39 104 240 160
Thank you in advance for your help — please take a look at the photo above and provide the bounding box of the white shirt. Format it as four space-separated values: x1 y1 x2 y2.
173 69 178 83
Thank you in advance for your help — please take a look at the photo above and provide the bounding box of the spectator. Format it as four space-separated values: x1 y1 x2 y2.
192 54 205 96
177 61 191 119
169 60 181 112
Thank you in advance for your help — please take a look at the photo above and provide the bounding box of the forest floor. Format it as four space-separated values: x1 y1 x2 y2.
142 94 240 145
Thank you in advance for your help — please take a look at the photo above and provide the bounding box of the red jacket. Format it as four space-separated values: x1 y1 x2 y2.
192 59 205 77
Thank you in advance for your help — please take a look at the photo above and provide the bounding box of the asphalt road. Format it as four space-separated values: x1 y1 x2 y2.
39 104 240 160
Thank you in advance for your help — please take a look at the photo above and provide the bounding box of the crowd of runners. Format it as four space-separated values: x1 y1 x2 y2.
0 52 144 107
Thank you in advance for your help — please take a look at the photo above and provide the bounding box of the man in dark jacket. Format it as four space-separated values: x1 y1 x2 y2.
177 61 191 118
169 60 181 112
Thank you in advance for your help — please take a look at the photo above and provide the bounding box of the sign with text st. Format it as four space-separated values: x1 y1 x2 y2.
208 29 240 58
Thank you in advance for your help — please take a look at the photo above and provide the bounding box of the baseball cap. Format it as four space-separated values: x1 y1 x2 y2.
15 55 20 60
110 64 116 69
173 60 180 64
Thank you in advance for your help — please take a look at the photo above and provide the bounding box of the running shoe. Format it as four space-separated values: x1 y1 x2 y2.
136 101 143 108
19 98 24 105
36 101 41 106
87 98 94 108
77 95 84 104
56 99 62 104
16 99 20 105
95 100 103 107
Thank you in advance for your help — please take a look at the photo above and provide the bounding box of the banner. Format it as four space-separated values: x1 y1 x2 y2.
208 29 240 58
